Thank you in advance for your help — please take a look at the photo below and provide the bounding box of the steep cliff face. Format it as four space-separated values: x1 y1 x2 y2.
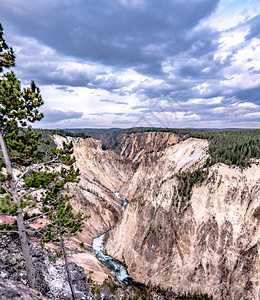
120 138 209 201
53 135 132 192
53 135 133 244
52 132 182 243
104 138 260 300
104 131 181 160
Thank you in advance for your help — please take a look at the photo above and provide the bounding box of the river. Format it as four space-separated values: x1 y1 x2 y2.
92 192 130 284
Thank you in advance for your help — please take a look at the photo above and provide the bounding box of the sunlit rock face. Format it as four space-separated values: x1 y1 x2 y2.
119 137 209 200
104 138 260 300
53 133 260 299
103 131 183 165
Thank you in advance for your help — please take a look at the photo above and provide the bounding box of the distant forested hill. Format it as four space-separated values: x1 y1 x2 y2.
62 127 260 168
175 128 260 167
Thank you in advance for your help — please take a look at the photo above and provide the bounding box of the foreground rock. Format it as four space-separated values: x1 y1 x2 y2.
0 279 48 300
0 236 96 299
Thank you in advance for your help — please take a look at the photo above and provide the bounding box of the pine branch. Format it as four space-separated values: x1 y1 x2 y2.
24 219 59 234
24 210 56 224
0 182 12 194
18 186 43 200
15 155 60 185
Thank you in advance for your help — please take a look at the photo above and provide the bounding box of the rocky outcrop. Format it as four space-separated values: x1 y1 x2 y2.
0 236 96 299
0 280 48 300
44 261 95 299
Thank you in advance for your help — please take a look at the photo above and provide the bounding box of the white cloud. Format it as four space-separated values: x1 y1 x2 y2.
203 0 260 31
236 102 258 108
243 111 260 118
211 101 260 115
187 97 222 105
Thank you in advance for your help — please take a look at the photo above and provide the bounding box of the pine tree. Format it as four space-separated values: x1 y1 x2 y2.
0 23 83 294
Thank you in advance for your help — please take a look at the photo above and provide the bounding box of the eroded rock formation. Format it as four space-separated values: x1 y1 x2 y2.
53 135 131 244
53 132 259 299
103 138 260 300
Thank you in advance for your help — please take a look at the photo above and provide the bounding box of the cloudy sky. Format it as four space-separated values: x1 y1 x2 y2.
0 0 260 128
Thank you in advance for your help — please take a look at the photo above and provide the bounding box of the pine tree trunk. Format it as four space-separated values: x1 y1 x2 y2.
0 131 36 288
60 232 77 300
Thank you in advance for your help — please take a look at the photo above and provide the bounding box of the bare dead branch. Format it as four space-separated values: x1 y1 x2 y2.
0 229 18 234
0 182 12 194
24 219 59 234
24 210 56 224
18 187 43 200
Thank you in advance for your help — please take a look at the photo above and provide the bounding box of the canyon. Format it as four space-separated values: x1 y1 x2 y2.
53 131 260 300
